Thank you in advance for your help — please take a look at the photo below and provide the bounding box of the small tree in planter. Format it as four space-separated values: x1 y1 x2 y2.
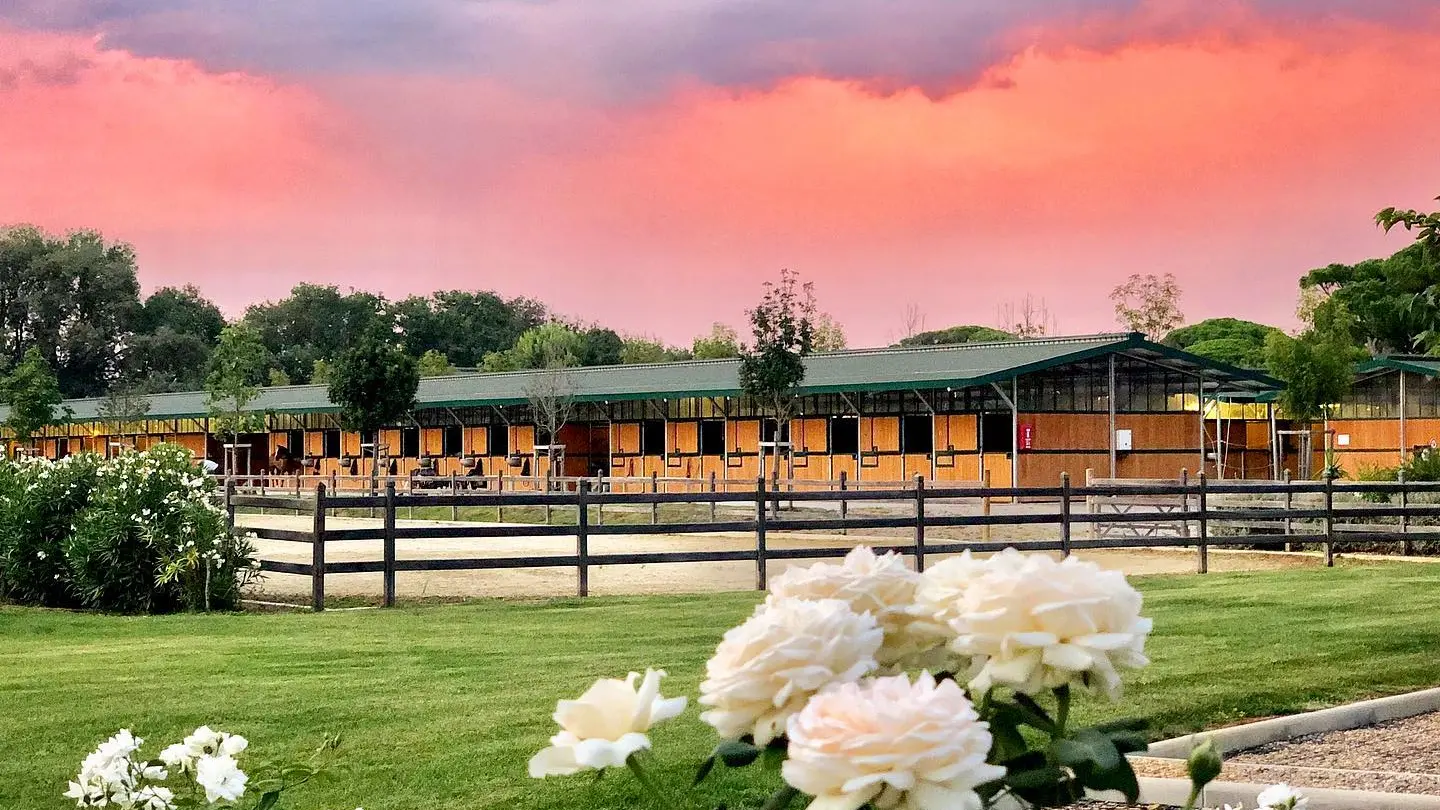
1265 302 1360 479
739 269 815 497
526 366 576 485
205 325 270 476
98 384 152 452
327 337 419 491
2 347 69 455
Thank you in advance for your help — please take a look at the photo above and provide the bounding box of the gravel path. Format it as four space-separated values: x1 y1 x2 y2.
1134 712 1440 797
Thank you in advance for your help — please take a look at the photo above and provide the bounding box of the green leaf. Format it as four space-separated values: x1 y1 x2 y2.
1007 692 1059 734
254 791 281 810
714 739 761 768
1004 765 1069 790
1074 729 1122 771
1081 757 1141 802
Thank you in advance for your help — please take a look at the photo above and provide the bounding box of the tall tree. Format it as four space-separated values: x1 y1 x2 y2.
328 337 420 488
97 384 152 448
1164 318 1281 369
621 336 691 364
123 285 227 393
417 349 457 377
1300 244 1439 354
1 348 68 449
0 226 141 397
1111 273 1183 339
898 325 1014 348
811 312 848 352
1265 303 1362 476
242 284 390 384
392 290 547 368
739 269 815 487
692 323 742 360
482 323 585 372
205 324 270 475
577 327 624 367
998 295 1057 338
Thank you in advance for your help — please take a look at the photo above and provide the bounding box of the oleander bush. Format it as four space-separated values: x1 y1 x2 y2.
0 444 256 613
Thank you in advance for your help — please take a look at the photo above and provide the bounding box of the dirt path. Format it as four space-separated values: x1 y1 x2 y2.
239 514 1326 602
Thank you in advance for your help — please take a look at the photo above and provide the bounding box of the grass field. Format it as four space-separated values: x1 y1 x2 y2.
5 563 1440 810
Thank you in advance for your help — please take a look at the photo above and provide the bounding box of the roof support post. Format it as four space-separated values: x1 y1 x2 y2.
991 380 1019 489
1269 401 1279 480
1400 370 1408 464
913 389 938 480
1108 354 1118 479
1197 373 1206 478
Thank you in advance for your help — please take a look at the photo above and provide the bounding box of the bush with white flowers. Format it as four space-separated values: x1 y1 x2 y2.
529 546 1283 809
0 444 256 613
63 726 342 810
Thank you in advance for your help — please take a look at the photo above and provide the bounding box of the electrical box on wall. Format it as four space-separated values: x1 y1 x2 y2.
1114 429 1133 452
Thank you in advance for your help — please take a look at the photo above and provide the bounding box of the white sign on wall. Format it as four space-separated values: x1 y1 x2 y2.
1337 434 1351 447
1115 429 1133 451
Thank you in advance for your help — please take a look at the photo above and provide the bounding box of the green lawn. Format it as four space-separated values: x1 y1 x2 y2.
5 563 1440 810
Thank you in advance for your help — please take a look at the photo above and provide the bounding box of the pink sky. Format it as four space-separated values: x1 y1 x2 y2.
2 2 1438 346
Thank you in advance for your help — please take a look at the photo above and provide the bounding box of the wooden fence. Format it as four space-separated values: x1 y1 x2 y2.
226 474 1440 611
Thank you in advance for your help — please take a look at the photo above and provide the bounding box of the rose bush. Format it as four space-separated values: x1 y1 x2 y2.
0 444 256 613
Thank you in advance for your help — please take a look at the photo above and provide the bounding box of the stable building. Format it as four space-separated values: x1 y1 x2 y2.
2 333 1281 487
1329 356 1440 473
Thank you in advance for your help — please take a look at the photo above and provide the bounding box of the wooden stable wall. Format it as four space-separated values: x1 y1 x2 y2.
1330 417 1440 474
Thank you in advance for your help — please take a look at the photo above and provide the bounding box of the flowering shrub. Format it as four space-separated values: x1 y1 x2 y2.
0 452 101 607
63 726 343 809
0 444 256 613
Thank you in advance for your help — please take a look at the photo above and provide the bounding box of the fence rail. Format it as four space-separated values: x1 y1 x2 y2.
226 473 1440 611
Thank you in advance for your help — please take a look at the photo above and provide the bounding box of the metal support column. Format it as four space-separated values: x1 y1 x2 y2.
991 380 1020 489
1108 354 1118 479
1400 370 1408 464
1197 374 1206 477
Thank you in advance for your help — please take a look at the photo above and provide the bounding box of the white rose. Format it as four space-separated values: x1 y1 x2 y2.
949 549 1152 698
699 598 882 745
133 785 176 810
903 551 1002 672
528 669 687 778
783 671 1005 810
767 546 922 669
195 754 248 804
1257 784 1309 810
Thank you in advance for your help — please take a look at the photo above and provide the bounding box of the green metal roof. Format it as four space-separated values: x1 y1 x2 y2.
1355 356 1440 378
5 332 1280 423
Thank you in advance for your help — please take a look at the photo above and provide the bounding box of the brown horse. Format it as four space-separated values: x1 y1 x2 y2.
269 445 304 476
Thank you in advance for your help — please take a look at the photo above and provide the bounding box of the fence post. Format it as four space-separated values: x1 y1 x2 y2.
497 472 506 523
1324 472 1336 567
311 483 327 612
450 472 459 521
543 467 553 525
224 478 236 536
577 480 590 597
1282 469 1294 551
1400 470 1412 556
913 474 927 573
1197 472 1209 574
755 476 768 591
839 470 849 535
710 471 718 523
982 468 992 544
651 472 660 525
1179 469 1190 538
1059 472 1072 558
1085 468 1097 540
383 481 397 608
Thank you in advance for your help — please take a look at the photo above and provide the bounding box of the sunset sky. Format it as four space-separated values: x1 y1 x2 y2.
2 1 1438 346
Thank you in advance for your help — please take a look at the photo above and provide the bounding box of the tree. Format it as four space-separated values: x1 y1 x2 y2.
1299 244 1438 354
898 325 1014 348
392 290 547 368
998 295 1058 338
578 327 624 367
417 349 457 377
267 368 292 386
692 323 742 359
525 366 576 474
811 313 848 352
621 337 690 364
483 323 584 372
242 284 391 384
739 269 815 486
1377 195 1440 250
1111 273 1183 339
1 348 68 449
0 226 141 398
309 359 333 386
205 324 270 476
328 338 420 489
97 384 152 448
1164 318 1281 369
1266 303 1363 477
898 303 926 342
123 285 226 393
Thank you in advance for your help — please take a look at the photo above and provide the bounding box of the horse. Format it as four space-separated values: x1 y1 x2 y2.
269 445 305 476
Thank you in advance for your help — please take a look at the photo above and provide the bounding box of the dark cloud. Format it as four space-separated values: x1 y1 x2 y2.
0 0 1430 95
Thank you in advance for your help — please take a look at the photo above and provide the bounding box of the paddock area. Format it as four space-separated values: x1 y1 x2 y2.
239 511 1324 602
